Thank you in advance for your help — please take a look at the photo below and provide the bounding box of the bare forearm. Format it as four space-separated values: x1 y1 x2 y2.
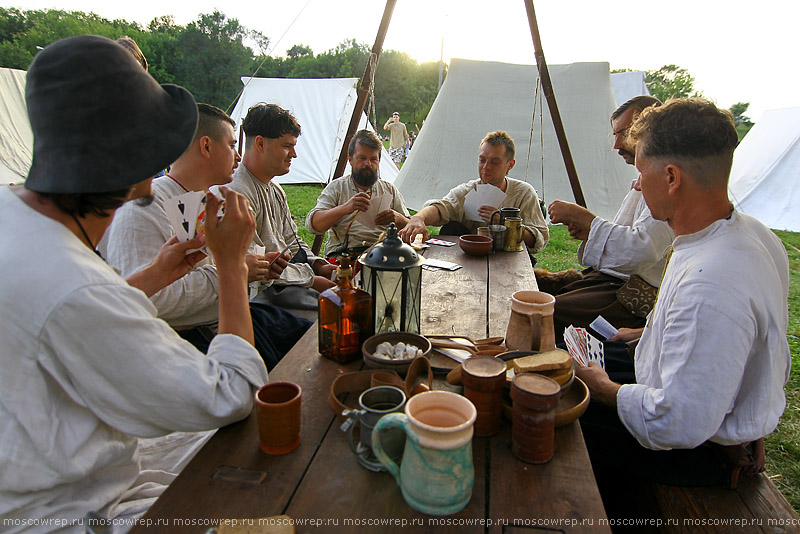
413 205 443 226
311 206 354 233
216 261 254 345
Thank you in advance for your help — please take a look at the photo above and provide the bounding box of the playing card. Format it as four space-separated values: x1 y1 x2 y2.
165 191 205 242
249 245 266 300
425 239 457 247
589 315 619 340
587 332 605 369
463 184 506 222
362 194 392 229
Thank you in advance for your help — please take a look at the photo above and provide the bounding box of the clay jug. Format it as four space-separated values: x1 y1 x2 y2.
505 290 556 352
372 391 476 516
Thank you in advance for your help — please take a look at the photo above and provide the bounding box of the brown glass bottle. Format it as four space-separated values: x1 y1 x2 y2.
318 256 373 363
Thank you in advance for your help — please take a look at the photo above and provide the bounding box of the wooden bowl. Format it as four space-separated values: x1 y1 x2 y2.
554 377 590 427
459 234 493 256
362 332 432 376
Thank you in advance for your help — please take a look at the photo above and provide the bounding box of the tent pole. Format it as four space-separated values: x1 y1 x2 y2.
523 0 586 207
313 0 396 255
332 0 396 181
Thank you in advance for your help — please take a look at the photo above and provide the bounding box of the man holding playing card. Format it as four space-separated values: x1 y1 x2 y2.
230 103 337 317
102 103 311 370
0 36 267 528
576 99 790 490
306 129 410 258
398 130 548 254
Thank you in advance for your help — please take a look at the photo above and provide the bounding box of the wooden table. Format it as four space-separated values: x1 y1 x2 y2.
133 238 609 533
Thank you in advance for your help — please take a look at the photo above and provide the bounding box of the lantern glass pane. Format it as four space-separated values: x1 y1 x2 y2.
374 270 403 333
403 266 422 334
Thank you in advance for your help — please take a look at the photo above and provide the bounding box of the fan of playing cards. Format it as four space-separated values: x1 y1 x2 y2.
563 325 605 369
164 190 224 252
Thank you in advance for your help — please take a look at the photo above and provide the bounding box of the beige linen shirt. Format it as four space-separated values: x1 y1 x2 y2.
305 175 409 257
228 165 322 289
425 177 549 253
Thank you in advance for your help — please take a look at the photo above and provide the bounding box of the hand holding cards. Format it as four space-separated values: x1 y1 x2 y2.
196 187 256 267
564 325 605 369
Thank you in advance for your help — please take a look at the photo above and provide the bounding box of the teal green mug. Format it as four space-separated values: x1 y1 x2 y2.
372 390 477 516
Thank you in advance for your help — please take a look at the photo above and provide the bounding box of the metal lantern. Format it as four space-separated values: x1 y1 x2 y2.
360 223 424 334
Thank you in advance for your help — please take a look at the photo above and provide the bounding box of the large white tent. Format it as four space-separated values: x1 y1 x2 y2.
0 67 32 185
728 106 800 232
229 77 398 185
394 59 636 220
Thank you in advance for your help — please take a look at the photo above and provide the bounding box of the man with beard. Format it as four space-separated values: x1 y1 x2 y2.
307 129 410 257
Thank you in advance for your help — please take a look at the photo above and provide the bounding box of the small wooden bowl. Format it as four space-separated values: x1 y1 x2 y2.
362 332 432 376
459 234 493 256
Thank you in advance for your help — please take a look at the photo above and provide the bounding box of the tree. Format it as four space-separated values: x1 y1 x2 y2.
645 64 700 102
730 102 754 141
171 11 256 109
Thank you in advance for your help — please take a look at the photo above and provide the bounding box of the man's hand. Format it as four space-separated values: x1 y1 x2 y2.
608 327 644 343
245 253 270 282
398 215 428 243
344 192 371 214
375 208 408 228
314 260 337 280
265 251 290 280
204 186 255 270
126 236 207 297
548 200 595 241
574 362 620 407
477 205 498 224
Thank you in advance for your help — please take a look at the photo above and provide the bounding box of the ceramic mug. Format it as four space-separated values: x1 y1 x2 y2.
372 390 477 516
255 382 302 455
505 290 557 353
341 386 407 472
490 207 521 226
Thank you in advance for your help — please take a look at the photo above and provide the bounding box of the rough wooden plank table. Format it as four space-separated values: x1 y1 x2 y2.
132 237 609 533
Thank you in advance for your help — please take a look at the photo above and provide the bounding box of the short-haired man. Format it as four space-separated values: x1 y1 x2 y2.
577 98 790 488
229 103 337 316
306 129 410 257
0 35 267 527
399 130 549 254
102 103 311 370
383 111 409 168
543 96 673 341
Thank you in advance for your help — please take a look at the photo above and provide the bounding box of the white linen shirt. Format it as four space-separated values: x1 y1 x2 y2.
100 176 220 328
0 187 268 532
616 211 790 450
228 165 322 289
424 177 549 253
577 189 674 286
305 175 409 257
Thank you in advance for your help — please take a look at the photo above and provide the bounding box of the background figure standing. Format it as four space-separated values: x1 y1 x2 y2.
383 111 408 168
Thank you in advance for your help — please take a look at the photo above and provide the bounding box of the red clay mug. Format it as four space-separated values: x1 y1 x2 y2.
255 382 302 455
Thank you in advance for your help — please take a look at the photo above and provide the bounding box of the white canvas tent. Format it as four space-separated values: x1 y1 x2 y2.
0 67 33 185
610 70 650 108
728 106 800 232
229 77 398 185
394 59 636 220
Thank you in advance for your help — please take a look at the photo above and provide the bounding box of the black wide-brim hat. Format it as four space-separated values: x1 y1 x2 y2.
24 35 198 194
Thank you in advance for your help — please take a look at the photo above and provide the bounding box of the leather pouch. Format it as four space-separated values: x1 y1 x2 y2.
616 274 658 318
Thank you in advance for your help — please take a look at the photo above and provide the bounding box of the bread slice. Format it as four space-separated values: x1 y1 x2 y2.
511 349 572 374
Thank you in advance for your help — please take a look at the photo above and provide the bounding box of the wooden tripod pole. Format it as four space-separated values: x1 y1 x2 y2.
332 0 397 180
523 0 586 207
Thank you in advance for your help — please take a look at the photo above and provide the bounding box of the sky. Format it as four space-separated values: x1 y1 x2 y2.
6 0 798 121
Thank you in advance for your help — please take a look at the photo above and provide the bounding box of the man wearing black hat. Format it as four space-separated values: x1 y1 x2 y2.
0 36 267 529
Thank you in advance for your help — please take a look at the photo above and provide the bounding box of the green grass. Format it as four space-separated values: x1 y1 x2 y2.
285 185 800 510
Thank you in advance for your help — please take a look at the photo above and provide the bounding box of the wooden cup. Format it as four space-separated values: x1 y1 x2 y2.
255 382 302 455
461 356 507 436
510 373 560 463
